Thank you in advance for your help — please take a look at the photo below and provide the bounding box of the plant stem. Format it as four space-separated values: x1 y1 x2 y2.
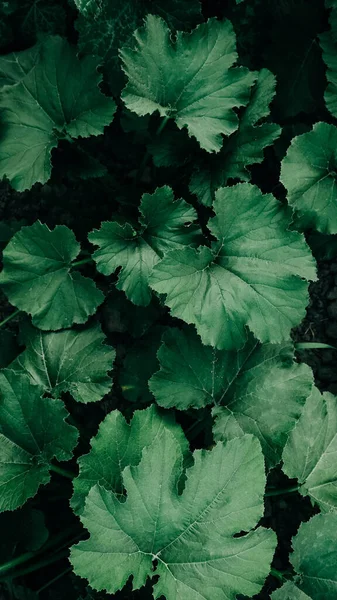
71 257 93 268
270 568 286 582
0 308 21 329
50 463 75 480
0 550 69 581
0 551 36 577
36 566 72 594
156 115 170 136
265 485 299 497
295 342 336 350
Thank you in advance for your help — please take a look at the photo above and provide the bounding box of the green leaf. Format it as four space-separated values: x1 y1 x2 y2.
282 387 337 512
121 16 256 152
0 506 48 562
0 221 104 331
0 369 78 511
0 35 116 191
71 431 276 598
119 326 163 404
190 68 281 206
71 405 189 515
320 31 337 119
149 325 313 467
280 122 337 234
89 186 200 306
76 0 201 95
150 183 316 350
291 514 337 599
271 582 312 600
11 324 115 404
0 43 39 86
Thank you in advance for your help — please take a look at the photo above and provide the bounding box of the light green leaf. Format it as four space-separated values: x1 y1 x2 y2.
149 325 313 466
291 514 337 599
71 405 189 515
282 387 337 512
190 69 281 206
11 324 115 404
121 16 256 152
0 221 104 331
150 183 316 350
71 431 276 598
89 186 200 306
0 35 116 191
280 122 337 234
0 369 78 511
271 582 312 599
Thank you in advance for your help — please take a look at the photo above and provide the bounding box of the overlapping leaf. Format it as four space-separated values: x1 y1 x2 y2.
272 582 312 600
89 186 200 306
0 222 103 330
0 35 116 191
190 69 281 206
291 514 337 599
71 430 276 599
282 387 337 511
121 16 256 152
150 326 313 466
281 122 337 234
150 183 316 350
71 405 189 515
0 370 78 511
12 324 115 404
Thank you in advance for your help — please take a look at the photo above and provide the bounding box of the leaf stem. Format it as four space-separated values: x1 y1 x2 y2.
295 342 336 350
36 566 72 594
71 257 93 268
0 550 69 581
265 485 300 497
270 568 286 581
156 115 170 135
0 308 21 329
0 551 36 577
50 463 75 480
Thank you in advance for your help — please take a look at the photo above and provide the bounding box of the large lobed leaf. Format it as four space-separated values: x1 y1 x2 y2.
0 221 103 330
0 370 78 511
71 429 276 599
150 183 316 350
121 15 256 152
150 326 313 467
0 35 116 191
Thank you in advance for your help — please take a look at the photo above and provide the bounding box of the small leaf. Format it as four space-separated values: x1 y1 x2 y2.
0 36 116 191
121 16 256 152
12 324 115 404
89 186 200 306
0 370 78 511
280 122 337 234
150 183 316 350
190 69 281 206
0 221 104 330
291 514 337 599
71 405 189 515
71 430 276 598
282 387 337 512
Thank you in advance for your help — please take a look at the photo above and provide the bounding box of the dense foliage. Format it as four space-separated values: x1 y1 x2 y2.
0 0 337 599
